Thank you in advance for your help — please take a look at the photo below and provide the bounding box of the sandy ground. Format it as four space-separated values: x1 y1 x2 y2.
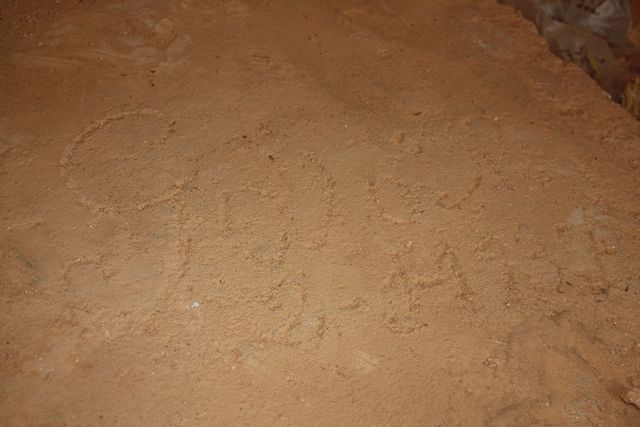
2 0 640 425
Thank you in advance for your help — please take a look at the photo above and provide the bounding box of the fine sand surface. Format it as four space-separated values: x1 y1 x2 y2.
2 0 640 425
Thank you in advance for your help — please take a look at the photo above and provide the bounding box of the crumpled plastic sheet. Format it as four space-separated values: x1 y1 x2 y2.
499 0 640 117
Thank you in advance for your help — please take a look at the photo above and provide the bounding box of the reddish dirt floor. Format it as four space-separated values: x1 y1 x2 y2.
2 0 640 425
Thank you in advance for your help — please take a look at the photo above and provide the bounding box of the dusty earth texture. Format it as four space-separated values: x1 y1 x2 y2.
2 0 640 425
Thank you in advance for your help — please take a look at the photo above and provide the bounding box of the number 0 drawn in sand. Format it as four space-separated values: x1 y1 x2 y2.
59 109 191 212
